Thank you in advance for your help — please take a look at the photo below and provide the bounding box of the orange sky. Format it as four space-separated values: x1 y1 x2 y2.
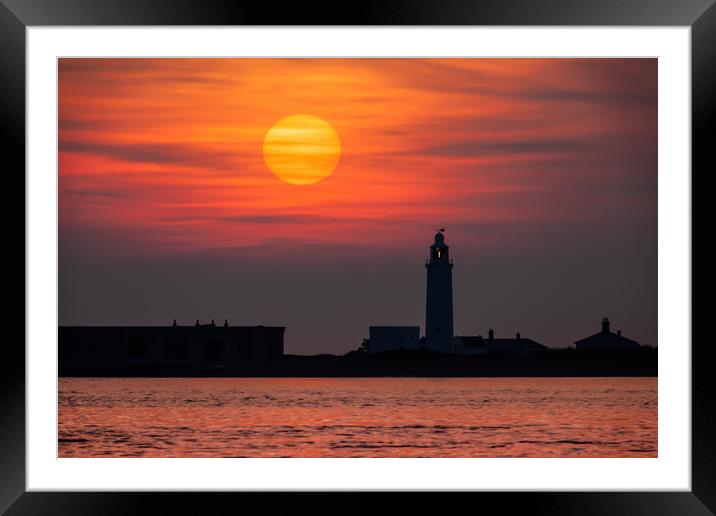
58 58 657 351
59 58 656 257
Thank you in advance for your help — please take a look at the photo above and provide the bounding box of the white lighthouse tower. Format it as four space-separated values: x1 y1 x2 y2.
425 229 454 352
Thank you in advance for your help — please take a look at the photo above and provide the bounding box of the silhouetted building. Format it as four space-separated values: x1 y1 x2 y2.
486 329 547 355
425 229 454 352
453 335 488 355
574 317 640 351
59 321 285 372
368 326 421 353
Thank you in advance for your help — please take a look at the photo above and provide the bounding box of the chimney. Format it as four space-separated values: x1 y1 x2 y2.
617 330 622 336
195 319 200 327
601 317 610 333
172 319 177 327
211 318 215 327
516 332 521 340
488 329 494 341
224 319 229 328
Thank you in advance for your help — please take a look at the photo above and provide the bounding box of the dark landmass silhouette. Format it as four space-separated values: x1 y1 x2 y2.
59 346 657 378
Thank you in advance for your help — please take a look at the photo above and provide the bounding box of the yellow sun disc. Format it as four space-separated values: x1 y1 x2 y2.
263 114 341 185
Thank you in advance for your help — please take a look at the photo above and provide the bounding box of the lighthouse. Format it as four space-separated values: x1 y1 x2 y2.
425 229 454 352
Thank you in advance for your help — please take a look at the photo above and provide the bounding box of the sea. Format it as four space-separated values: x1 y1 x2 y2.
58 377 657 458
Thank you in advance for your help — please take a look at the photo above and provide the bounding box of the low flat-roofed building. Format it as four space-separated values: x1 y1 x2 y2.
368 326 421 353
453 335 488 355
486 329 547 355
59 321 285 372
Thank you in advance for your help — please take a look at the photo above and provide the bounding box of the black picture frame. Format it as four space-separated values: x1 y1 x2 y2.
3 0 712 514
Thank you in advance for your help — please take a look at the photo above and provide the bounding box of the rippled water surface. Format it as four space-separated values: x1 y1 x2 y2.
58 377 656 457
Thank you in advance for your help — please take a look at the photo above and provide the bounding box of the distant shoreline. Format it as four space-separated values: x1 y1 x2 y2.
59 349 657 378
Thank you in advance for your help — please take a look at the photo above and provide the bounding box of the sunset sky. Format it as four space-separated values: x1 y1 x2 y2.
59 58 657 353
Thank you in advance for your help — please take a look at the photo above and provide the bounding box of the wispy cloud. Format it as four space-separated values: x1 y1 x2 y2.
59 58 657 256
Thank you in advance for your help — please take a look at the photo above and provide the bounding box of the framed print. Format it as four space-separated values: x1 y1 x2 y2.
4 0 713 513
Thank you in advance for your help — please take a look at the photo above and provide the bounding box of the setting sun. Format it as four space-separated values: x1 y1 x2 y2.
262 114 341 185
